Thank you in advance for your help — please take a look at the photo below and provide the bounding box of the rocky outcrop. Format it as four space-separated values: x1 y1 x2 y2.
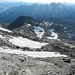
0 53 75 75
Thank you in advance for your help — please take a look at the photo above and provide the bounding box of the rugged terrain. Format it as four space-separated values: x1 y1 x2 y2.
0 16 75 75
0 52 75 75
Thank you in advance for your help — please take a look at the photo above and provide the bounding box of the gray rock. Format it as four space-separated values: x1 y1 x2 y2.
62 58 71 63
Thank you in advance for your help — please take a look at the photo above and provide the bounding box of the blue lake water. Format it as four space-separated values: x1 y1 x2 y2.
34 26 43 31
64 31 67 33
49 29 55 32
67 33 74 37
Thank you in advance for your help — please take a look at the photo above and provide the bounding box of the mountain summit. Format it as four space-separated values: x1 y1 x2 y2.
7 16 33 29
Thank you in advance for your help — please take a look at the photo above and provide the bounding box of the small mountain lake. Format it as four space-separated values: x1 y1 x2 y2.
34 26 43 31
67 33 74 37
49 29 55 32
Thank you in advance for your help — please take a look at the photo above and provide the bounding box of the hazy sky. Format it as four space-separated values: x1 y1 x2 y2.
1 0 75 3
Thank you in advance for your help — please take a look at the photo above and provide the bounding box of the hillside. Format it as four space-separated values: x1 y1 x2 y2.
0 16 75 75
0 2 75 75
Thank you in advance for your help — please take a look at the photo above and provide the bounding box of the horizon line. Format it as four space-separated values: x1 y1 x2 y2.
0 1 75 4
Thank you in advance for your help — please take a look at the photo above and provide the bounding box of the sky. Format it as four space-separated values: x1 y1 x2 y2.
1 0 75 3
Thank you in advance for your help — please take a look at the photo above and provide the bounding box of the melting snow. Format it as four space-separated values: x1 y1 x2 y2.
34 26 45 38
0 47 67 58
0 34 6 40
0 27 12 33
34 30 45 39
0 34 4 38
63 27 67 30
27 24 31 27
47 32 58 40
9 36 48 48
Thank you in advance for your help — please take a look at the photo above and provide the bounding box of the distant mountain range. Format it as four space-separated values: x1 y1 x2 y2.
0 2 31 10
0 3 75 28
0 7 5 13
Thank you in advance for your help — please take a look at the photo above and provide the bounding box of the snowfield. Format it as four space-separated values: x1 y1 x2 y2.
9 36 48 48
0 27 12 33
34 26 45 38
47 32 58 40
34 29 45 39
0 47 67 58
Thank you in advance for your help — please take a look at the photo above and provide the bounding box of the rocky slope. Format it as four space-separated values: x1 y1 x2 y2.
0 52 75 75
7 16 75 41
0 16 75 75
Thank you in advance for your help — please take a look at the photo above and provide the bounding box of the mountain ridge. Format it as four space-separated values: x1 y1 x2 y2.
0 3 75 29
7 16 34 29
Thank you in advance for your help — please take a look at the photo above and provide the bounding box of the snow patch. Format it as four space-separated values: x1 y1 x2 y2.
0 47 67 58
49 22 53 26
47 32 58 40
27 24 31 27
9 36 48 48
0 34 6 40
63 27 67 30
64 43 75 49
34 30 45 38
43 21 53 27
0 34 4 39
0 27 12 33
34 26 45 38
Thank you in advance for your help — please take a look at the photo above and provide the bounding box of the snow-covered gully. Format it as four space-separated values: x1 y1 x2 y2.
0 47 67 58
47 32 58 40
9 36 48 49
